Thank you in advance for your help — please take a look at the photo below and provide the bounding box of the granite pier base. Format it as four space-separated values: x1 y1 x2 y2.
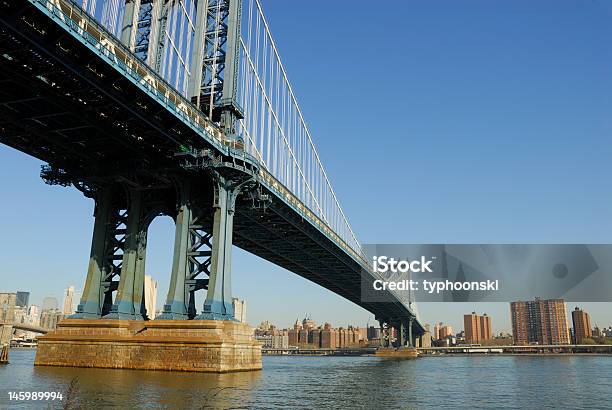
34 319 262 373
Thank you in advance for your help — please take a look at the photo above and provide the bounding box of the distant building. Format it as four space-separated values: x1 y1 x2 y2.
302 316 316 330
510 298 570 345
42 297 58 311
288 319 301 347
63 286 75 315
232 298 247 323
433 322 443 340
144 275 158 319
439 325 453 339
40 309 64 330
15 291 30 308
367 325 380 341
464 312 492 344
0 293 17 323
418 330 432 348
571 307 592 344
255 333 289 349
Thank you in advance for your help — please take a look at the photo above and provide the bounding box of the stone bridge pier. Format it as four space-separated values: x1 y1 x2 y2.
35 171 262 373
375 318 418 359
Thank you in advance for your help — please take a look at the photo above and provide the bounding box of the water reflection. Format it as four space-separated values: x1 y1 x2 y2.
2 350 612 409
32 364 262 408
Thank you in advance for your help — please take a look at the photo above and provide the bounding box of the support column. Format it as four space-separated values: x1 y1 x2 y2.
73 188 126 318
158 182 210 320
379 320 389 347
105 189 147 320
196 179 237 320
407 318 414 347
399 322 406 348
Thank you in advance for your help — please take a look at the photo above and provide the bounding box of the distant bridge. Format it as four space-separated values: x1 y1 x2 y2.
0 0 424 348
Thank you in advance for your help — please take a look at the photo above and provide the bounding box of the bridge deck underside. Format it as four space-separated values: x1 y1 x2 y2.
0 1 422 334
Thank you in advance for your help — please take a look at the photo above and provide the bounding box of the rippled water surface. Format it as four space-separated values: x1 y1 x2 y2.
1 349 611 409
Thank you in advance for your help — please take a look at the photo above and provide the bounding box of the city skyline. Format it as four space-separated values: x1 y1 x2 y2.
4 286 610 340
2 0 612 332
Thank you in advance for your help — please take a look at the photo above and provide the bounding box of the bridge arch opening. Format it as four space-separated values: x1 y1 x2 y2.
145 215 176 320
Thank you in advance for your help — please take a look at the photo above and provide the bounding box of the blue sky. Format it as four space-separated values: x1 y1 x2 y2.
1 0 611 333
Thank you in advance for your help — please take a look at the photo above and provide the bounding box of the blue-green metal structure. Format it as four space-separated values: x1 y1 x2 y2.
0 0 424 344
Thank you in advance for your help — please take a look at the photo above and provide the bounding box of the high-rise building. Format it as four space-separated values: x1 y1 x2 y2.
480 314 492 341
16 291 30 308
63 286 75 315
302 316 315 330
232 298 247 323
464 312 481 343
433 322 443 340
367 325 380 341
464 312 492 344
571 307 592 344
510 298 570 345
439 325 453 339
42 297 58 311
144 275 158 319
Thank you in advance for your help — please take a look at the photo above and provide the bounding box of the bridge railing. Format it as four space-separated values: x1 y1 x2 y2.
237 0 364 257
35 0 243 153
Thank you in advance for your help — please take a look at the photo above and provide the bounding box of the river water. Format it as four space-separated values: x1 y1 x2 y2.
0 349 610 409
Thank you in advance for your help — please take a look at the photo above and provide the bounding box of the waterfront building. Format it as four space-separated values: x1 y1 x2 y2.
419 330 432 348
302 316 316 330
259 318 368 350
255 334 289 349
367 325 380 340
571 307 592 344
310 328 321 347
439 325 453 339
510 298 570 345
298 327 309 347
358 326 368 342
464 312 492 343
288 320 301 347
433 322 443 340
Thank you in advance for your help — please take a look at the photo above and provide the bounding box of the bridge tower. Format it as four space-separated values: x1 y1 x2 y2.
70 0 247 324
24 0 262 372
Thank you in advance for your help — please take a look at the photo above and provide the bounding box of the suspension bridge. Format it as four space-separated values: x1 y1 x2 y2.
0 0 424 371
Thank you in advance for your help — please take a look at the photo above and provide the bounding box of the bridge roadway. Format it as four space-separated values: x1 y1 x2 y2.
0 0 423 337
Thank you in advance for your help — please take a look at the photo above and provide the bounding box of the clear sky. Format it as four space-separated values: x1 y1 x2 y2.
1 0 611 334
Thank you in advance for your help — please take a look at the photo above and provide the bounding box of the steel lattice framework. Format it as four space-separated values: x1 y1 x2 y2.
0 0 423 334
75 0 362 257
